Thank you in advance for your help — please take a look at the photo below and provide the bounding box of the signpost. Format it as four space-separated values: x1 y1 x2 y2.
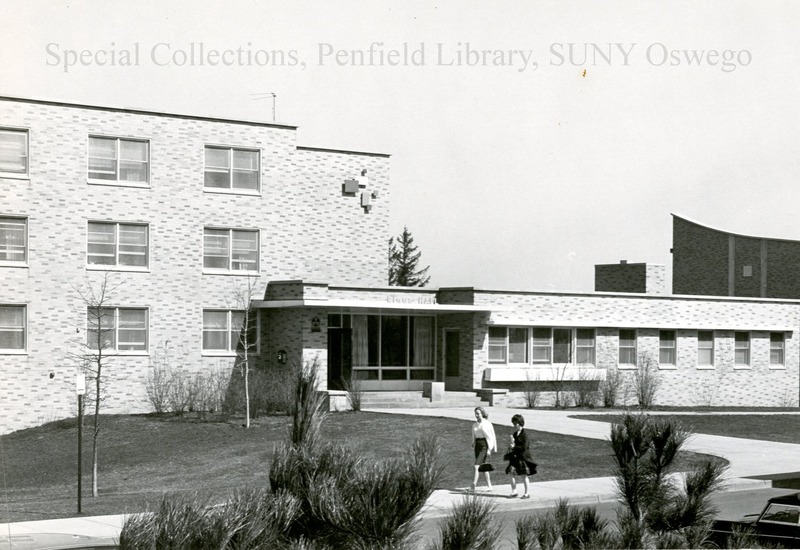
76 370 85 514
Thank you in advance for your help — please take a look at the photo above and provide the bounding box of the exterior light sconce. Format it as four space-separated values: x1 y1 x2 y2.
277 350 288 364
311 316 321 332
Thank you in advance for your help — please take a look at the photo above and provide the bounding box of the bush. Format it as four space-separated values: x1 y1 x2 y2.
599 367 623 408
428 495 500 550
634 353 661 409
342 371 363 412
515 499 613 550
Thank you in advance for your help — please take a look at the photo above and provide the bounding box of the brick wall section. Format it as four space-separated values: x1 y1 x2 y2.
672 215 730 296
733 235 762 297
766 240 800 298
595 263 666 294
0 97 389 433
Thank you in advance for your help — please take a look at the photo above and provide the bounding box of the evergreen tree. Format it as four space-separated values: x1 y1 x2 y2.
388 226 431 286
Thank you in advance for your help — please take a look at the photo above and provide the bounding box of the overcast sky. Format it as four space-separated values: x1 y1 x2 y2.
3 1 799 292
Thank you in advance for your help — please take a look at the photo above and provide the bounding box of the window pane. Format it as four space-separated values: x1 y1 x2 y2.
735 332 749 365
87 308 115 350
230 311 244 352
231 230 258 271
203 229 230 269
232 150 259 190
0 130 27 174
381 316 408 367
410 369 434 380
619 329 636 365
118 140 148 182
204 148 230 188
488 326 506 363
88 137 117 180
118 225 148 267
659 330 676 364
508 328 528 363
87 223 117 265
576 328 595 364
118 309 147 351
382 369 407 380
532 328 551 363
0 305 25 349
203 311 229 350
410 316 434 367
770 333 784 365
553 328 571 364
0 217 26 262
698 331 714 365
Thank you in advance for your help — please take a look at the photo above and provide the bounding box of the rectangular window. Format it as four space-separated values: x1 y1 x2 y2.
659 330 676 365
0 305 26 351
0 216 27 263
88 137 149 184
734 332 750 366
488 326 506 363
619 329 637 365
202 309 258 353
87 307 148 352
575 329 595 364
87 222 148 268
532 328 551 363
203 228 259 272
204 146 260 192
697 331 714 366
0 129 28 176
770 333 785 366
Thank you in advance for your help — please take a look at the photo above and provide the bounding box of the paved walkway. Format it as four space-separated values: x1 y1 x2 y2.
1 408 798 537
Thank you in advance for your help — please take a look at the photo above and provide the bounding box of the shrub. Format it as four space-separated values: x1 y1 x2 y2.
634 353 661 409
515 499 613 550
428 495 500 550
599 367 623 408
522 369 540 409
342 371 363 412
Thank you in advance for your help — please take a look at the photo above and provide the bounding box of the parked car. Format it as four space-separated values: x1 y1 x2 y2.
0 533 117 550
708 492 800 548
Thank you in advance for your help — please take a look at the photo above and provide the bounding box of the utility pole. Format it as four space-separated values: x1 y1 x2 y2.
76 370 85 514
250 92 277 121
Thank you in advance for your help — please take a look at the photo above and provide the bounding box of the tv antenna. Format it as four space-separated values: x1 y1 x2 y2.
250 92 277 121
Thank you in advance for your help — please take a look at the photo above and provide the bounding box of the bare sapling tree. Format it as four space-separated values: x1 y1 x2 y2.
231 277 259 428
71 272 124 498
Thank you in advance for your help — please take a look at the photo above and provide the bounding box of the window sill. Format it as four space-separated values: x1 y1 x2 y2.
86 265 150 273
202 351 239 357
696 365 716 370
0 173 30 181
769 365 786 370
734 365 752 370
658 365 677 370
617 365 637 370
203 187 261 197
0 350 27 355
0 262 29 269
484 366 606 382
87 179 150 189
111 351 150 356
203 270 260 276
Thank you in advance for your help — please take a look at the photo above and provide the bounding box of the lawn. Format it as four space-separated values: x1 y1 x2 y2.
0 411 722 523
572 413 800 444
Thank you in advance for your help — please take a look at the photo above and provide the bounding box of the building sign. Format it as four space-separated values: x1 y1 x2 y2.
386 295 437 305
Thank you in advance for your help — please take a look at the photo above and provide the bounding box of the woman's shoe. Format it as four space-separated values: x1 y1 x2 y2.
469 483 476 492
508 492 518 498
521 494 530 499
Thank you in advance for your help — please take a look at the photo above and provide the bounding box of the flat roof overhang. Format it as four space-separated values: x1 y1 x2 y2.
488 318 795 332
251 298 503 314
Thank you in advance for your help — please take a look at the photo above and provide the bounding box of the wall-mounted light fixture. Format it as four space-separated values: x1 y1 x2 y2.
277 350 288 364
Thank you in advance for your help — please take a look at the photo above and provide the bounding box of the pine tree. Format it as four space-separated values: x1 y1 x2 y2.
388 226 431 286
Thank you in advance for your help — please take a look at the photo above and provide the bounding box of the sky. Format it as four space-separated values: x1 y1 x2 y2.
2 1 799 292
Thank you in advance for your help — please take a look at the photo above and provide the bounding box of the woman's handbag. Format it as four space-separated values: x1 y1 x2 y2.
477 462 495 473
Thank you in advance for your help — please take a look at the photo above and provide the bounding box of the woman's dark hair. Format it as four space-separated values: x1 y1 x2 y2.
511 414 525 427
475 406 488 419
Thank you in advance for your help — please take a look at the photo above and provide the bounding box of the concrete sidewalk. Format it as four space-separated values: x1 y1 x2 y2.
1 408 798 539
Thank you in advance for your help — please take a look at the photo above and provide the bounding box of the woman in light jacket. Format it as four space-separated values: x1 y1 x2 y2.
471 406 497 491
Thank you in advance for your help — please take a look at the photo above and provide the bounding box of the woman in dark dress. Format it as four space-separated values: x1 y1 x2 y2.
505 413 536 499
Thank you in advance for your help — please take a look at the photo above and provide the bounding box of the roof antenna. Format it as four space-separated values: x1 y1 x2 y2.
250 92 277 121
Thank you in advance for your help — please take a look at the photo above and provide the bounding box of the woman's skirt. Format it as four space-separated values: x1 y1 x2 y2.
474 438 489 465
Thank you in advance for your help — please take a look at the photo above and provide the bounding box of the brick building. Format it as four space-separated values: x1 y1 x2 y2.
1 96 798 433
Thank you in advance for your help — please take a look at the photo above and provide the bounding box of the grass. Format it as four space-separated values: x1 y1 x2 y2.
572 413 800 444
0 411 722 523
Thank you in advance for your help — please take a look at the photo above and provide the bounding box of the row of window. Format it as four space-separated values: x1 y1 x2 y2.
0 305 257 354
0 128 261 192
0 218 259 273
488 327 786 367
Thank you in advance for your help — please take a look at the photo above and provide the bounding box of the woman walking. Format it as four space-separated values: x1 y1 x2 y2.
471 406 497 491
505 414 536 499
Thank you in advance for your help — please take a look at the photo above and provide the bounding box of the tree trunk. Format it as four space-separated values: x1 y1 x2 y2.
244 359 250 429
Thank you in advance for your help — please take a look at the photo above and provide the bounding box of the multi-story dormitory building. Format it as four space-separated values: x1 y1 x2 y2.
1 96 798 434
